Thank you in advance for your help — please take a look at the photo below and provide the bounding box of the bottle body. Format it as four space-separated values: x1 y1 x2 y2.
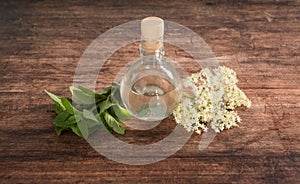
121 57 182 121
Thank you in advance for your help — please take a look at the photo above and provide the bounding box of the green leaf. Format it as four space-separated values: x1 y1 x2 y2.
78 86 108 102
45 90 65 111
83 118 102 129
99 86 111 96
103 122 113 132
55 126 66 135
95 113 106 125
61 98 74 114
103 112 125 135
72 110 84 122
46 84 128 138
45 90 63 106
83 109 99 122
70 86 95 105
78 86 96 95
54 110 70 128
78 118 104 138
112 123 125 135
112 103 131 119
77 120 89 138
99 97 112 114
53 102 64 113
71 125 83 137
65 115 77 125
112 82 120 87
96 94 107 101
111 88 121 105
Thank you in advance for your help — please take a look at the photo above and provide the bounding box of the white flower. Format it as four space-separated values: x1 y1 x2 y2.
173 66 251 134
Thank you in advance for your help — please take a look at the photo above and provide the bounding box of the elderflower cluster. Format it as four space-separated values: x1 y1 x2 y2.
173 66 251 134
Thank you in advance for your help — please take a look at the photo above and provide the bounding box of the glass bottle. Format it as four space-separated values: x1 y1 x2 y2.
120 17 182 121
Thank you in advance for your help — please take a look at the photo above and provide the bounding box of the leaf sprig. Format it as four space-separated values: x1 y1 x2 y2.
45 83 131 138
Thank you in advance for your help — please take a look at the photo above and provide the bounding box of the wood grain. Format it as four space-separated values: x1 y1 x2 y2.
0 0 299 183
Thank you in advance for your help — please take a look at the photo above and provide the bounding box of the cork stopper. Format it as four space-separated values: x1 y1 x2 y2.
141 17 164 52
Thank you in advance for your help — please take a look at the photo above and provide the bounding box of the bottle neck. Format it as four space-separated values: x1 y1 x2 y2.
140 38 164 61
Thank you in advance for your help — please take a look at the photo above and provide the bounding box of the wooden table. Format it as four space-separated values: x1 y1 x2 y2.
1 0 299 183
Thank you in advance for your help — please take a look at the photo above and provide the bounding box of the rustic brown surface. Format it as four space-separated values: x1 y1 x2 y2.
1 0 299 183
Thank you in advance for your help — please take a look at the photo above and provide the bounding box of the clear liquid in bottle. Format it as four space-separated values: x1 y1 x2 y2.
124 75 180 121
